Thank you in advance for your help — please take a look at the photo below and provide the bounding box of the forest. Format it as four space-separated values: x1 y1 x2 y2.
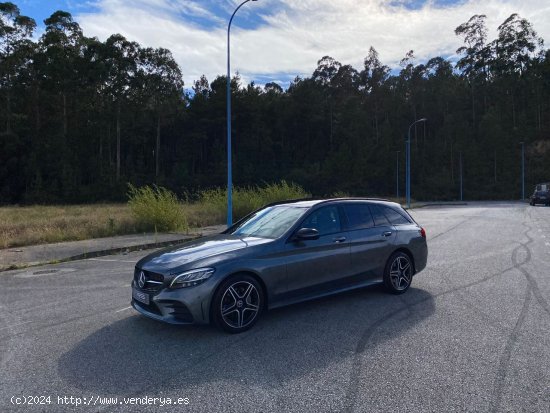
1 2 549 204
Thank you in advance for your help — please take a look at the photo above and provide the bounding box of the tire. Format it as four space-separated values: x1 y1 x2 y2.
530 200 535 206
212 274 263 334
383 251 413 294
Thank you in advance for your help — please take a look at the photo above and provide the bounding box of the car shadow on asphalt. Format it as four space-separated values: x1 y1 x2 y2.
58 284 435 395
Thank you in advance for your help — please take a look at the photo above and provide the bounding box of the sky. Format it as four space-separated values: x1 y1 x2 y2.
15 0 550 88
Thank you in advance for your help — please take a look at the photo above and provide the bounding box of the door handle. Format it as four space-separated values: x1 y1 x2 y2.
333 236 347 243
382 231 392 237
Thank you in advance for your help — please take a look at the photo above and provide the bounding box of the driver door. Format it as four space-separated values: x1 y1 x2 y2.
282 205 351 300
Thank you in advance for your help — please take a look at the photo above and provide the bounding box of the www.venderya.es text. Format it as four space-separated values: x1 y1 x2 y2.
10 395 190 407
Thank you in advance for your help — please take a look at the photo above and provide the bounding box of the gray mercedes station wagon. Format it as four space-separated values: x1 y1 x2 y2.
131 198 428 333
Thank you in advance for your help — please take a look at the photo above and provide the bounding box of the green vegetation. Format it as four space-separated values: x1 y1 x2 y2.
194 181 310 226
0 181 308 248
128 184 188 232
0 5 549 204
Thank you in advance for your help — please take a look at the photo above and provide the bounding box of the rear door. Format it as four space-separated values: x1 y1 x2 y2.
344 203 396 282
283 205 351 298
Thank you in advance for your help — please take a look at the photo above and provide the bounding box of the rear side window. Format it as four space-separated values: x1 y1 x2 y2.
369 205 390 226
343 204 375 230
382 207 411 225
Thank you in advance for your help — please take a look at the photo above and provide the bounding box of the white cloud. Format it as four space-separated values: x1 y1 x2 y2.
77 0 550 87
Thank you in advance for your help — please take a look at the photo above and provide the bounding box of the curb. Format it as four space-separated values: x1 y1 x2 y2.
0 235 201 273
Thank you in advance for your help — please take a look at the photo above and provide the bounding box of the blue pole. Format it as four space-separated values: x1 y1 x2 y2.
396 151 400 199
521 142 525 200
227 15 232 227
406 118 426 209
406 135 410 208
460 151 463 201
227 0 255 227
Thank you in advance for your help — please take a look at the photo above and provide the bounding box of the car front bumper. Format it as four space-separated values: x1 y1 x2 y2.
131 280 214 325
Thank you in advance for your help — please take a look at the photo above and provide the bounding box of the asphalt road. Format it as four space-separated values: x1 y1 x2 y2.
1 202 549 413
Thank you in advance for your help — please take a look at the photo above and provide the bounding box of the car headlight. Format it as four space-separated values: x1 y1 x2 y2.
169 268 215 289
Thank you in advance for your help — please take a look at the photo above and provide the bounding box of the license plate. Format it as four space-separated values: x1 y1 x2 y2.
132 287 150 305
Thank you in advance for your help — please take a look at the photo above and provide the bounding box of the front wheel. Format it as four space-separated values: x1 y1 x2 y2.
383 252 413 294
212 274 263 333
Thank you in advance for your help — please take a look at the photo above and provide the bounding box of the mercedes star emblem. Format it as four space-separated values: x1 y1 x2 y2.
138 271 146 288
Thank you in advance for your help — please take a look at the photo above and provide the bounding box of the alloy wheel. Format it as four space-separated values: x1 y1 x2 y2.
220 281 260 329
389 256 412 291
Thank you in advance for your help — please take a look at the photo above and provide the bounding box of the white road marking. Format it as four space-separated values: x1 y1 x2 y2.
115 306 132 313
0 320 32 331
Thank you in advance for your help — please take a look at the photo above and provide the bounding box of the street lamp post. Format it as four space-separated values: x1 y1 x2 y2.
227 0 258 227
406 118 427 209
396 151 400 199
520 141 525 200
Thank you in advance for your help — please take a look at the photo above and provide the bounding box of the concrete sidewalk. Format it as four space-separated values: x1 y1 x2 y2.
0 225 225 271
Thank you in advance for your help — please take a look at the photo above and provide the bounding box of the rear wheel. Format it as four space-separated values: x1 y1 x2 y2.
383 252 413 294
212 274 263 334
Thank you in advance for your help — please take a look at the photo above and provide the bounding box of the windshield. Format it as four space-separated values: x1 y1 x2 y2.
230 205 307 239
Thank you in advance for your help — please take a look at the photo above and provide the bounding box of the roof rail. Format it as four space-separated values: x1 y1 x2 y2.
315 197 394 204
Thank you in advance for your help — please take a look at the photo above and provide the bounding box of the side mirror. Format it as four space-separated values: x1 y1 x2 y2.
294 227 319 241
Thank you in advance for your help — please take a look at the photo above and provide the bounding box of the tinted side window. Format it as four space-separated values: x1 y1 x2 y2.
369 205 390 226
301 206 341 236
382 207 411 225
344 204 375 230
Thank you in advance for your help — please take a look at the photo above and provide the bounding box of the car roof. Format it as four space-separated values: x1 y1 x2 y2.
224 197 407 235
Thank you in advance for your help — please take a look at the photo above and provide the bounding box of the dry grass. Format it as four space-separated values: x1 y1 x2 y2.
0 204 137 249
184 202 225 228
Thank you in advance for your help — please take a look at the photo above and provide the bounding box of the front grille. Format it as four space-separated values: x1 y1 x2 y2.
147 271 164 282
160 300 194 323
134 267 165 294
